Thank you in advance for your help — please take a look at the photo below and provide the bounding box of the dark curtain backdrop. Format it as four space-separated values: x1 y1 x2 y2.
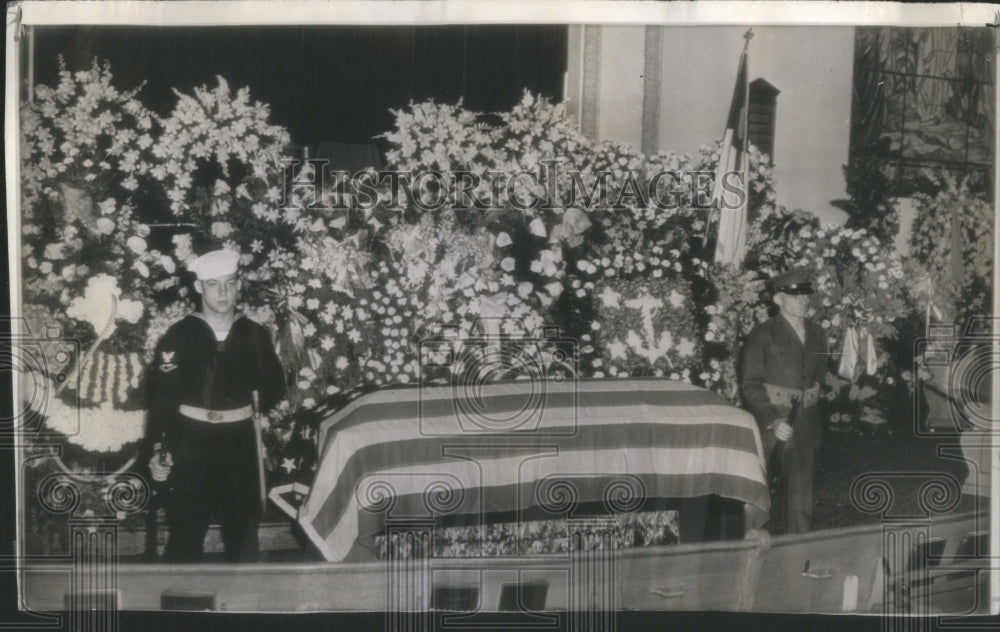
26 25 568 150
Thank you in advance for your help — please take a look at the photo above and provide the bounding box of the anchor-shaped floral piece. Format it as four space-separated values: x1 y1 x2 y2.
623 293 675 367
599 281 697 375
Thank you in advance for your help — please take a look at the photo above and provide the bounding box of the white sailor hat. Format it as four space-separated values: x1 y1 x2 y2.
188 249 240 280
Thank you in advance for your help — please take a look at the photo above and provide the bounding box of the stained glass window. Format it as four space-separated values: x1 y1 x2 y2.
850 27 994 194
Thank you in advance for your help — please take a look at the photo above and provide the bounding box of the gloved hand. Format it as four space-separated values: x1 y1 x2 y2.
149 442 173 482
772 420 793 442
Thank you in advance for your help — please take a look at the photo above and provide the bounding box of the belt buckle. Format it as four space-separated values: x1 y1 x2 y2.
207 411 223 421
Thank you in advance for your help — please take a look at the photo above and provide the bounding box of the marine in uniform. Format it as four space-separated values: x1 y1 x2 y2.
145 249 286 562
740 267 828 534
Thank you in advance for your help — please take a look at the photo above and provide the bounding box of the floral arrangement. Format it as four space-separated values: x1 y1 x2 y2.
25 59 983 516
374 510 680 559
20 58 156 209
576 260 701 380
20 59 172 356
20 60 175 461
908 169 993 325
151 76 291 217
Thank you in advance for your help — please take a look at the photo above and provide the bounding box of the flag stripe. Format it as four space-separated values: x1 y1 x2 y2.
318 384 730 451
318 378 713 434
308 421 760 537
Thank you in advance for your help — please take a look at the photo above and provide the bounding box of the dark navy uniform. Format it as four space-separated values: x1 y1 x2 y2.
740 270 828 534
146 313 285 562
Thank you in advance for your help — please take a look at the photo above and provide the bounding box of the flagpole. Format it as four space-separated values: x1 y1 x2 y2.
737 28 753 268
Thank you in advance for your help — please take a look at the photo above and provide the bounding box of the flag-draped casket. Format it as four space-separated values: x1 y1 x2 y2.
295 378 770 561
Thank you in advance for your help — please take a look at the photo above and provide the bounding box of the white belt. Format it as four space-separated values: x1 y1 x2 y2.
179 404 253 423
764 383 820 409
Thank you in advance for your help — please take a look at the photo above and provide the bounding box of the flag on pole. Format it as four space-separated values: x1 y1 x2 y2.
712 31 753 266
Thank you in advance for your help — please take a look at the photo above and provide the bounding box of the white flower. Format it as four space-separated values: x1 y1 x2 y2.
600 286 621 308
211 221 234 239
676 338 696 357
117 297 145 324
529 218 547 238
496 232 512 247
172 233 194 262
545 281 562 297
44 243 66 260
96 217 115 235
668 290 685 308
501 257 516 272
160 255 176 273
517 282 533 297
126 236 147 254
531 249 560 277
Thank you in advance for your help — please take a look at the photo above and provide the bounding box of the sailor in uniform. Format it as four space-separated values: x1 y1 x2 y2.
146 249 286 562
740 267 828 534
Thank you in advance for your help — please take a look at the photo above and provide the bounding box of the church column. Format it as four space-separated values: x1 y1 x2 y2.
580 25 602 139
641 26 663 155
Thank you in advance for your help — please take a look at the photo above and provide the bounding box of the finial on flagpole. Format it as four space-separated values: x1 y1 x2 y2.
743 28 754 53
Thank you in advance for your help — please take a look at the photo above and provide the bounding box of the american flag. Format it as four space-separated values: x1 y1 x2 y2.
266 387 371 520
713 31 753 266
292 378 769 561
